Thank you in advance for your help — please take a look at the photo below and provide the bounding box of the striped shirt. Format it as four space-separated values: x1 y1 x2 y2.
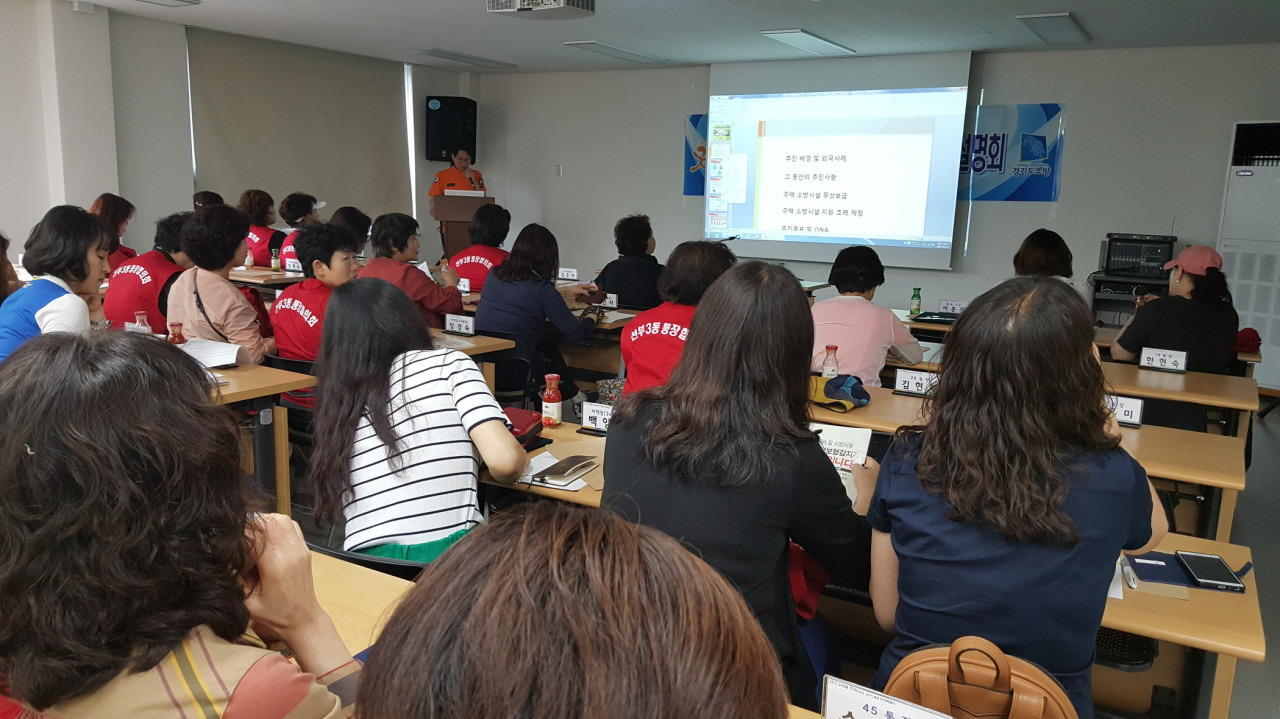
343 349 507 552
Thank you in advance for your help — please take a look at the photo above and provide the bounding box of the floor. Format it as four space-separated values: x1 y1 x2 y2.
1217 409 1278 716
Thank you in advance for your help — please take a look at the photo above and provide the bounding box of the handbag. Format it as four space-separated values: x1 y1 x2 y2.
883 636 1078 719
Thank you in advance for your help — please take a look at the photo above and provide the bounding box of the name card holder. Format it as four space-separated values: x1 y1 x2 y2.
1139 347 1187 374
457 277 471 293
285 258 302 273
444 314 475 336
821 675 950 719
939 299 969 314
1106 394 1145 427
582 402 612 432
601 293 619 309
558 267 579 281
893 368 938 398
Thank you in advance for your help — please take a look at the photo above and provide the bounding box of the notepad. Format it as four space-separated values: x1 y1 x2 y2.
181 338 240 368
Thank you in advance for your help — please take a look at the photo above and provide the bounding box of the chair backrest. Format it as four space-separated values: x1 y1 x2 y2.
263 353 316 376
307 541 426 582
883 636 1078 719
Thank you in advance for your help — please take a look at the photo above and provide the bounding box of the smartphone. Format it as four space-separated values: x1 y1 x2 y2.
532 455 597 486
1176 551 1245 593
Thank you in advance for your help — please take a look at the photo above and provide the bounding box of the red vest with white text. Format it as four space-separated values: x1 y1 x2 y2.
103 250 184 333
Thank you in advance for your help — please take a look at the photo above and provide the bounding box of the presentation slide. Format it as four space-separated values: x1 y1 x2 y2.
704 87 967 270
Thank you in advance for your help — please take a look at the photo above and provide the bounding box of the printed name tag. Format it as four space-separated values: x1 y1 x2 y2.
893 368 938 397
558 267 579 281
601 293 619 309
1106 395 1145 427
822 675 950 719
444 314 475 336
285 258 302 272
1140 347 1187 373
939 299 969 313
582 402 612 431
457 277 470 293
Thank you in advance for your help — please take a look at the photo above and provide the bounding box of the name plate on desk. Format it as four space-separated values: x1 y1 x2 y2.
558 267 578 281
821 676 950 719
1140 347 1187 373
582 402 612 431
893 368 937 397
1106 394 1145 427
939 299 969 314
285 258 302 272
457 277 470 293
444 314 475 336
601 293 619 309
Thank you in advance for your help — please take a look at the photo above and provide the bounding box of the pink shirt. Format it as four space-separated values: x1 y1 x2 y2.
810 295 923 387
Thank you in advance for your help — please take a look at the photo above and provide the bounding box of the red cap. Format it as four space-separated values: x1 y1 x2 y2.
1164 245 1223 275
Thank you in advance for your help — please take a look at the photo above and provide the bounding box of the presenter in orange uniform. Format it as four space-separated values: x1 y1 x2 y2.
428 147 486 196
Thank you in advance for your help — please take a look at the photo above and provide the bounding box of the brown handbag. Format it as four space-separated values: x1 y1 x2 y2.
882 636 1078 719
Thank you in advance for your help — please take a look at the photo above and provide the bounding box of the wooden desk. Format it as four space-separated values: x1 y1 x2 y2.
1095 326 1263 366
228 267 307 287
427 330 515 391
800 281 831 295
1101 362 1258 412
1106 534 1264 719
481 424 603 507
215 365 316 515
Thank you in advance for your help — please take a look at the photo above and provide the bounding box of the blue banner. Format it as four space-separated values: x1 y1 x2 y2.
684 114 708 196
959 103 1065 202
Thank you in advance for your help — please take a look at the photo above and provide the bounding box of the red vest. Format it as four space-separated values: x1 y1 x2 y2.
621 302 696 396
280 230 302 272
103 250 184 334
271 278 332 409
246 225 278 267
449 244 509 293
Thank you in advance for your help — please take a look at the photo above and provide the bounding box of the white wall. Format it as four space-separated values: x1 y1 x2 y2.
479 44 1280 308
0 0 52 251
109 12 194 252
478 66 710 277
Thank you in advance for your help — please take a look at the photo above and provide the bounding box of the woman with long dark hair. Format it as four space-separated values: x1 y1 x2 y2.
308 278 525 562
603 261 872 710
1111 245 1238 429
359 502 789 719
867 276 1168 718
0 332 358 717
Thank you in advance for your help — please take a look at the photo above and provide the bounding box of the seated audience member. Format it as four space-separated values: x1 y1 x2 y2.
1013 227 1086 297
277 192 325 272
103 211 193 335
475 223 604 417
237 189 286 267
867 276 1168 719
594 213 663 310
359 503 789 719
328 206 372 256
604 261 874 710
193 190 224 209
168 205 276 364
0 206 111 363
357 212 462 329
448 203 511 293
810 246 922 386
1 233 17 306
309 278 525 561
1111 245 1238 430
89 192 137 271
0 332 358 717
621 240 736 395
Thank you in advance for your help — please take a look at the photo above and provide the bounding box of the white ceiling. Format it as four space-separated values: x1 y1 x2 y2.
93 0 1280 73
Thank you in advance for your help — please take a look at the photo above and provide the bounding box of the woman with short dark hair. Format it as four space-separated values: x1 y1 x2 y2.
1012 227 1087 298
0 331 358 717
593 213 663 310
448 202 511 293
237 189 286 267
620 240 736 395
167 205 276 364
277 192 325 272
327 206 372 256
867 277 1167 718
810 245 922 386
89 192 137 271
604 261 873 709
359 502 789 719
356 212 463 328
0 206 112 362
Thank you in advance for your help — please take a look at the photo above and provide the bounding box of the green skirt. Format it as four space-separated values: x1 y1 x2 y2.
354 526 472 564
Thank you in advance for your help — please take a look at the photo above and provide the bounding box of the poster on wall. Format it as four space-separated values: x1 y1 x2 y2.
684 114 708 196
959 103 1065 202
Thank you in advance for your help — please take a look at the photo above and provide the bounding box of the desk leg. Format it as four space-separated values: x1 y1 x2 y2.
481 361 496 392
1214 489 1238 542
274 405 291 516
1208 654 1237 719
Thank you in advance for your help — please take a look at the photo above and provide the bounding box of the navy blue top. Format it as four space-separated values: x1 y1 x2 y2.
474 276 596 341
867 435 1153 719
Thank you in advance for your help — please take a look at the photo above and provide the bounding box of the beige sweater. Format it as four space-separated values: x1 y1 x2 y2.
168 268 275 364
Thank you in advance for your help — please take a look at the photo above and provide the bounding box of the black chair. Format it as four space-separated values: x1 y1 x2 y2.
474 331 544 409
308 540 427 582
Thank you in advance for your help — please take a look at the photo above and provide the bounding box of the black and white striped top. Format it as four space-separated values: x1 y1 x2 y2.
342 349 507 552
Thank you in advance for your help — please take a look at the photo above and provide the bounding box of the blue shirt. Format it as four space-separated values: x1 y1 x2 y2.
867 435 1153 719
474 276 595 341
0 278 75 363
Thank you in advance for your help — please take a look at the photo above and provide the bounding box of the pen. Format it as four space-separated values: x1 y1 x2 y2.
1120 557 1138 589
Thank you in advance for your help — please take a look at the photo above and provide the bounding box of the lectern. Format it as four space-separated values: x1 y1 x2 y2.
429 194 495 259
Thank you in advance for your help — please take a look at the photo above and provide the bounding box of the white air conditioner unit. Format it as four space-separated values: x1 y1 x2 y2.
487 0 594 20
